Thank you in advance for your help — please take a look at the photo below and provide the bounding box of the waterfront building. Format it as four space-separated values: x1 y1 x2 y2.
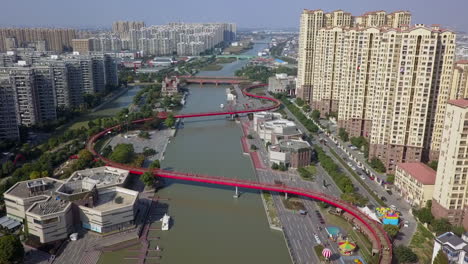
161 76 180 96
3 167 138 243
432 99 468 228
394 162 436 208
255 119 302 144
432 232 468 264
268 73 296 95
269 139 312 168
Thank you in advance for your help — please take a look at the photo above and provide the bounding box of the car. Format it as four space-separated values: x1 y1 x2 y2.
381 196 387 202
404 220 409 227
386 190 393 195
299 210 308 215
390 205 397 211
360 175 366 180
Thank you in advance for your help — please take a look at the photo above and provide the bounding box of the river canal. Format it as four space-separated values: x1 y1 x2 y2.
155 41 292 263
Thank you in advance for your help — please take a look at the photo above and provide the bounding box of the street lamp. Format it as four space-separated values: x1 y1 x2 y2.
125 114 129 135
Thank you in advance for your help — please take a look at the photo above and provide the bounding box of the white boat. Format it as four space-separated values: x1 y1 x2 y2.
220 103 224 108
160 213 170 231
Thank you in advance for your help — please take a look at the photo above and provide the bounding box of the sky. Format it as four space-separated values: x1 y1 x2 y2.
1 0 468 31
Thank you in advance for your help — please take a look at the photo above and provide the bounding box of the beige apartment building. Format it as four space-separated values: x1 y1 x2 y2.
72 39 93 54
296 9 411 115
450 61 468 100
296 9 456 172
0 28 76 52
432 99 468 228
369 26 456 172
394 162 436 208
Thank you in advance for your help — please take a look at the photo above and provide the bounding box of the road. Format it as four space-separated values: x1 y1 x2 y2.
285 99 417 246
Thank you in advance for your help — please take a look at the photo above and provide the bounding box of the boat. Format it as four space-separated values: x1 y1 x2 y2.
220 103 224 108
160 213 170 231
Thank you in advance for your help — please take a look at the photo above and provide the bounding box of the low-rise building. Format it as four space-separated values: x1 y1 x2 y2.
269 139 312 168
161 76 180 96
79 187 138 233
268 73 296 96
432 232 468 264
256 119 302 144
3 166 138 244
26 197 73 243
394 162 436 208
252 111 282 130
4 178 64 221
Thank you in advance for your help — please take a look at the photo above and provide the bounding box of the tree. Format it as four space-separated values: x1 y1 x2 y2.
338 128 349 142
394 245 418 263
303 105 311 112
278 162 287 171
428 160 438 171
78 149 93 163
311 110 320 121
138 131 150 139
271 163 279 170
370 157 386 173
109 144 135 164
383 224 399 240
29 171 41 179
140 172 155 187
250 144 258 151
386 174 395 184
414 207 434 225
41 170 49 178
433 250 449 264
296 98 305 107
0 235 24 264
149 160 160 169
452 225 465 236
164 113 176 128
143 148 156 157
2 161 14 176
432 218 453 235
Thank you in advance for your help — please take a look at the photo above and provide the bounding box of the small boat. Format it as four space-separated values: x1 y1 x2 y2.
160 213 170 231
220 104 224 108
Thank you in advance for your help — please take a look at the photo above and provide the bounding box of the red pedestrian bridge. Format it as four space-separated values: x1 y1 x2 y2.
85 84 392 264
179 75 248 85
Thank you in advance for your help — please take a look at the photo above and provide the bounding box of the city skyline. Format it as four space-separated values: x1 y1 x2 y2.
1 0 468 31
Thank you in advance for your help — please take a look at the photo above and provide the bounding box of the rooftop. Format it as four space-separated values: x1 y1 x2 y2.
437 232 468 251
448 99 468 108
56 166 129 196
278 140 311 151
396 162 436 185
5 177 64 199
84 187 138 212
27 197 71 216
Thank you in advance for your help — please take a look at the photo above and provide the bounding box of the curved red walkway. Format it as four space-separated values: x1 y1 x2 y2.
86 84 392 264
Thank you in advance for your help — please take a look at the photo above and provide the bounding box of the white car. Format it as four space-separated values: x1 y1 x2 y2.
360 175 366 180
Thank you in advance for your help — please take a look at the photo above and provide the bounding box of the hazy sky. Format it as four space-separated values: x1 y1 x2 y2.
2 0 467 31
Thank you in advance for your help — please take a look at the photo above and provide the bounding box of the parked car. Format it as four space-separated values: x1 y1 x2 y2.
386 190 393 195
314 233 322 244
299 210 307 215
381 196 387 202
404 220 409 227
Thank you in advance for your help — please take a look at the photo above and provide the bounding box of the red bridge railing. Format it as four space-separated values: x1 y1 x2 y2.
85 83 392 264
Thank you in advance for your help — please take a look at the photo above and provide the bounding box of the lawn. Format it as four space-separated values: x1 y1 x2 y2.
261 191 281 228
409 223 434 264
200 64 223 71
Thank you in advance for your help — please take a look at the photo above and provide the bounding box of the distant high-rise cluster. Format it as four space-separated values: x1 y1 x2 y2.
0 52 118 140
296 9 460 172
72 21 236 56
0 28 77 52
